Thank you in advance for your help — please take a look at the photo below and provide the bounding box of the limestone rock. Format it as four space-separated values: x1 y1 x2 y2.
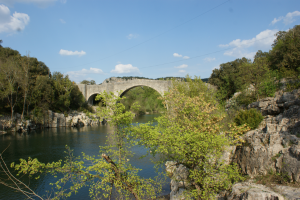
165 161 192 200
273 185 300 200
226 182 285 200
232 88 300 179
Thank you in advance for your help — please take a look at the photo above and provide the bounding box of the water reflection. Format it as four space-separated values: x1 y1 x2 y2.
0 114 169 200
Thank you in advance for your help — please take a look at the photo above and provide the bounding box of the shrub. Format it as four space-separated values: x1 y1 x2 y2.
234 108 263 130
236 92 257 106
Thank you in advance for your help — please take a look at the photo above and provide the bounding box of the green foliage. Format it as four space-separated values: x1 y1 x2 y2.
80 80 96 85
234 108 263 130
268 25 300 78
272 153 281 161
132 76 249 199
120 86 165 114
209 57 251 102
254 170 293 186
0 47 87 121
236 92 257 106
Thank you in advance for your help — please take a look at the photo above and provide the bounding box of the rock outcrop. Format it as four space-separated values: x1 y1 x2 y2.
233 88 300 182
217 181 300 200
165 161 192 200
0 110 102 132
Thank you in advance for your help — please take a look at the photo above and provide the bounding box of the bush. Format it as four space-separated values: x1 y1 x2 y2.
234 108 263 130
236 92 257 106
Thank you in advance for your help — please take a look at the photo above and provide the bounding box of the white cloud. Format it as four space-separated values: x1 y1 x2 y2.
271 11 300 25
0 4 30 33
271 17 283 25
219 29 277 59
66 68 103 82
60 0 66 3
178 70 186 73
183 56 190 59
173 53 182 57
127 33 138 39
111 64 140 74
174 64 188 69
0 0 57 7
59 19 66 24
59 49 86 57
204 57 215 62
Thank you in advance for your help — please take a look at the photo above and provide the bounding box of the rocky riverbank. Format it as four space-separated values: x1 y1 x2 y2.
0 110 104 134
166 88 300 200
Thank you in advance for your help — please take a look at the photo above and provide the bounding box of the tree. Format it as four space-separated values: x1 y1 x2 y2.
30 75 54 122
268 25 300 77
132 76 249 199
51 72 73 112
19 54 31 120
208 57 251 102
237 54 270 100
0 40 2 48
0 56 21 121
80 80 96 85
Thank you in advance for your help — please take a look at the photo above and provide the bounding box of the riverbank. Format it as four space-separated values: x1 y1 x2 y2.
0 110 104 134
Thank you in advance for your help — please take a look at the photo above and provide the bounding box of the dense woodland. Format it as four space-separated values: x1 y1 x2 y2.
209 25 300 105
0 45 87 121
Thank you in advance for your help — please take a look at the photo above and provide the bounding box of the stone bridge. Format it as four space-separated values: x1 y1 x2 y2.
77 79 172 105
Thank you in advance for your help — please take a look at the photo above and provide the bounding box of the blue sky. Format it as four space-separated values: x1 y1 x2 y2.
0 0 299 84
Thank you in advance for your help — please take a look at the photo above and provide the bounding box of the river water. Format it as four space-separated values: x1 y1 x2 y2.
0 114 170 200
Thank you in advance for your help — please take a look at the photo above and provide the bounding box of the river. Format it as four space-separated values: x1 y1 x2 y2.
0 114 170 200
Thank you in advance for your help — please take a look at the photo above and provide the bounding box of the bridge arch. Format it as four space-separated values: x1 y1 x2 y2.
77 79 172 106
119 85 163 98
87 93 101 105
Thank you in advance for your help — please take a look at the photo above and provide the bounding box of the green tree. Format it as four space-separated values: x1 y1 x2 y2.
132 76 249 199
51 72 73 112
268 25 300 77
30 75 54 122
209 57 251 102
120 86 164 114
0 56 21 121
237 54 270 100
19 54 31 120
80 79 96 85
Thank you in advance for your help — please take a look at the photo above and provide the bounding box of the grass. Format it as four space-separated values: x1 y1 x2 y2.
253 170 300 188
271 153 281 162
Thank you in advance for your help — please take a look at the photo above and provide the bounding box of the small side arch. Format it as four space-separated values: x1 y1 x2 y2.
87 93 101 106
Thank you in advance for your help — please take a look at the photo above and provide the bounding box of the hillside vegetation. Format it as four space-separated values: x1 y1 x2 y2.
209 25 300 105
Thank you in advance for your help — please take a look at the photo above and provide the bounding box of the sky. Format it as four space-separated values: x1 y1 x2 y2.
0 0 299 84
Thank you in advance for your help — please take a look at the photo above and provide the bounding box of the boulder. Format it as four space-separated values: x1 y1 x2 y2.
225 182 285 200
165 161 192 200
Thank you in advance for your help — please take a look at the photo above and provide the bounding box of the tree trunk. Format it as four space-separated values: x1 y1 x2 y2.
21 92 27 120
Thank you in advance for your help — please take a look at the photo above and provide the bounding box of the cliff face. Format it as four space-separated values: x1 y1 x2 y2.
0 110 102 133
233 88 300 182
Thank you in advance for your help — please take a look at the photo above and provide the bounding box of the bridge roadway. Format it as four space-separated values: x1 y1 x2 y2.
77 79 172 105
